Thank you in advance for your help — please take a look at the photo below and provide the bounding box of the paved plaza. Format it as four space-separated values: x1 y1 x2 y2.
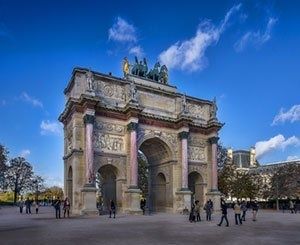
0 206 299 245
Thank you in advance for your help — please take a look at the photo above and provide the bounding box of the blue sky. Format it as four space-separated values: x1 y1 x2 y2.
1 0 300 186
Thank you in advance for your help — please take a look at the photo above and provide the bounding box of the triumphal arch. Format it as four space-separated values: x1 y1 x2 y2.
59 57 223 214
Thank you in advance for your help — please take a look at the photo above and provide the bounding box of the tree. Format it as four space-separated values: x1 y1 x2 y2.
217 143 228 169
6 157 33 203
138 152 149 197
40 186 64 200
31 175 45 201
0 144 9 190
266 163 300 210
231 171 260 200
218 162 236 198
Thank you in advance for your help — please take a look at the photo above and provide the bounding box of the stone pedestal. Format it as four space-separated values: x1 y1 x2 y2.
81 184 98 215
125 188 142 214
206 191 221 212
175 189 192 213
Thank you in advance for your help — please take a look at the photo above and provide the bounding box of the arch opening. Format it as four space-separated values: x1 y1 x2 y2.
188 171 205 207
96 164 117 213
138 137 172 212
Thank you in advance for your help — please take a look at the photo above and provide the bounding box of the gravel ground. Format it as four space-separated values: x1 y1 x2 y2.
0 206 299 245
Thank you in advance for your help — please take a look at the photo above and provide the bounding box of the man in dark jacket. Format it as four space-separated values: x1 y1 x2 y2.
109 200 116 218
54 197 61 219
218 199 229 227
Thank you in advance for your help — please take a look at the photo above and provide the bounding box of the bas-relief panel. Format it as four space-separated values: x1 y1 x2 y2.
188 134 207 162
138 91 176 113
186 102 210 121
93 80 126 101
95 120 126 135
93 121 126 153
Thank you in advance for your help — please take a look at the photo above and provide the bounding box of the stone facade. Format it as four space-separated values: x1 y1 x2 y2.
59 68 223 214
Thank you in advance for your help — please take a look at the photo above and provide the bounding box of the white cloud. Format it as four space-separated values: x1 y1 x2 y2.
159 4 242 72
20 149 30 158
129 45 144 57
40 120 62 135
287 155 300 161
272 105 300 125
255 134 300 159
108 17 137 43
234 17 277 52
20 92 43 108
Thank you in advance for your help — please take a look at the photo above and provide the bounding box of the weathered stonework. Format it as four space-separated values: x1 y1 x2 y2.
59 68 223 214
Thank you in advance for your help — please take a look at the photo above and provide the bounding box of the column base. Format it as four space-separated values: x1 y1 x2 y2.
175 189 192 214
80 185 98 215
124 187 142 214
206 190 221 212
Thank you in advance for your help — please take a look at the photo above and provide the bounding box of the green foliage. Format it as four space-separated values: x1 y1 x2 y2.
266 163 300 199
217 143 228 169
6 157 34 203
218 162 261 199
231 171 260 200
39 186 64 200
218 162 236 197
0 144 9 190
138 152 149 197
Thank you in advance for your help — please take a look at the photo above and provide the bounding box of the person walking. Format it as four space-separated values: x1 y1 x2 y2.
25 197 31 214
289 200 295 214
109 200 116 218
252 200 259 221
241 200 247 221
189 202 196 223
194 200 201 222
234 201 242 225
218 199 229 227
54 197 61 219
140 198 146 215
63 197 71 218
18 198 24 214
34 200 39 214
204 201 212 221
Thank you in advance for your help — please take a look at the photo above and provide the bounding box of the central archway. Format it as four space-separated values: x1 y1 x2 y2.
139 137 173 212
96 165 117 212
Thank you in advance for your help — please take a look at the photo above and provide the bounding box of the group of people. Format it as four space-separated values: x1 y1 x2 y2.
18 198 40 214
52 197 71 219
189 198 260 226
189 199 213 222
218 199 259 227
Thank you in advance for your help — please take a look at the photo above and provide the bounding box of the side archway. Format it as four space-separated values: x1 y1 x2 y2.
188 171 205 207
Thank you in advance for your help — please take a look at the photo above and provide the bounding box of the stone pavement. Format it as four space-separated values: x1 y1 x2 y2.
0 206 299 245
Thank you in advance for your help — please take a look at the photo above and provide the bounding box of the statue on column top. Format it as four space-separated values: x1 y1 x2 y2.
122 57 130 78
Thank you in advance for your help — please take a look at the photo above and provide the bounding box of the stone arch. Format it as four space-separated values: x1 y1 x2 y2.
139 137 173 212
97 164 118 212
188 171 205 207
138 134 176 162
67 166 73 205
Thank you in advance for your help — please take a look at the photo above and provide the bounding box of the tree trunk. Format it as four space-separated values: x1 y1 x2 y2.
14 187 18 204
276 198 279 211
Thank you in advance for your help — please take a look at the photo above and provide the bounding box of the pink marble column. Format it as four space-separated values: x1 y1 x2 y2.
127 122 138 189
209 136 219 191
179 131 189 190
84 114 95 185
